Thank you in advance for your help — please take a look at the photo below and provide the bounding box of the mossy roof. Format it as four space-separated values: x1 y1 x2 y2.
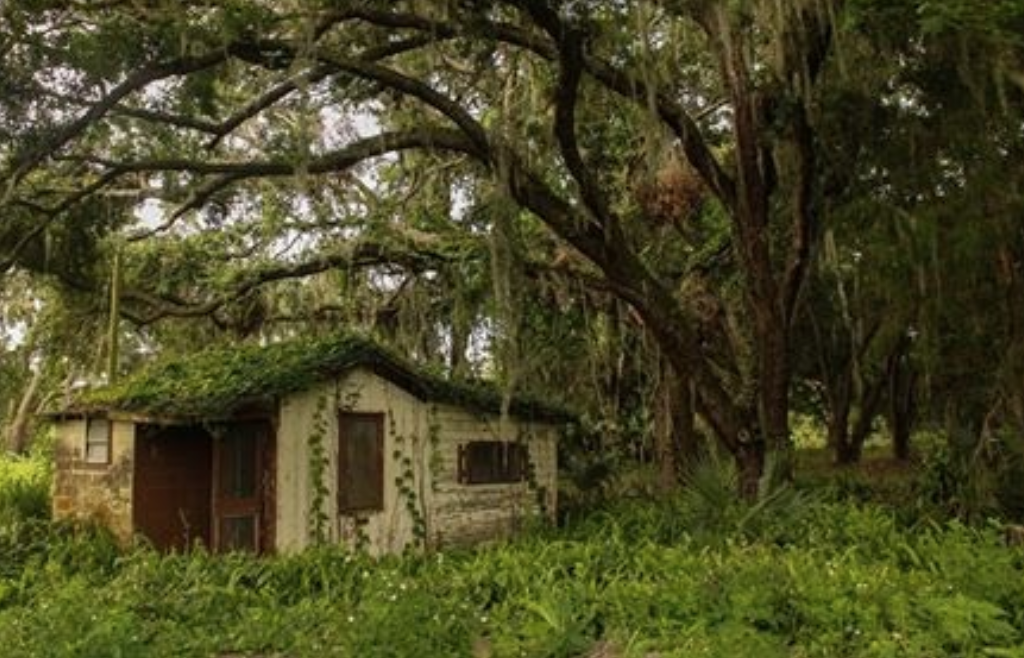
68 334 573 423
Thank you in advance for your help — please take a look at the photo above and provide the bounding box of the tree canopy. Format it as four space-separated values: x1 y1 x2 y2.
1 0 1022 493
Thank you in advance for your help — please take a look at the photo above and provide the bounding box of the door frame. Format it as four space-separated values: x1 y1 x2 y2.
131 424 214 551
210 419 276 553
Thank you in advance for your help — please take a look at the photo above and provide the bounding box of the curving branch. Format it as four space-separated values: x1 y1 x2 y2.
334 3 737 211
311 55 491 157
495 144 745 440
4 51 229 187
203 64 335 150
0 169 127 275
512 1 618 232
111 106 223 134
5 127 477 271
121 233 474 325
70 127 476 180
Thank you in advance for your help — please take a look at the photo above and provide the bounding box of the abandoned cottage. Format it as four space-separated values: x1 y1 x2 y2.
47 335 566 555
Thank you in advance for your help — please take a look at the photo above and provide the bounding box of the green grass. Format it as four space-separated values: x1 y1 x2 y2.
0 453 50 526
4 449 1024 656
795 445 919 508
3 496 1024 655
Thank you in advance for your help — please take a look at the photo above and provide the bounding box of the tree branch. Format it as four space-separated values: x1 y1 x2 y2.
121 235 468 324
783 105 817 328
70 127 478 179
497 144 745 440
545 11 618 230
203 64 335 150
111 105 223 134
332 4 738 212
5 51 229 186
310 55 491 157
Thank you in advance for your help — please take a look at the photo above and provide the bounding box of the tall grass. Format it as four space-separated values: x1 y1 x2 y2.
0 453 50 525
2 487 1023 656
3 448 1024 656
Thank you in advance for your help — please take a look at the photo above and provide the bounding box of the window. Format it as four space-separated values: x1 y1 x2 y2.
218 431 257 499
338 413 384 513
458 441 528 485
84 418 111 464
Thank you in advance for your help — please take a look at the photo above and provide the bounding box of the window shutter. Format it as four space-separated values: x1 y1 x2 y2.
457 444 467 484
338 413 385 513
459 441 530 485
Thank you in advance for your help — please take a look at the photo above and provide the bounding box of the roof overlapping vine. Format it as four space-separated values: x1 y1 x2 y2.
69 334 573 422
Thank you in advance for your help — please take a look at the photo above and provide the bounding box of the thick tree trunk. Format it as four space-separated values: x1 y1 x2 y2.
759 319 793 478
827 369 853 461
674 374 701 480
839 408 870 465
834 435 860 465
655 361 700 491
448 312 471 379
888 349 916 462
838 374 886 465
891 409 912 461
5 367 43 454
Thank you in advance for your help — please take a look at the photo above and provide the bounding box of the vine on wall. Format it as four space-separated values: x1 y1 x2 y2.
306 393 330 545
516 427 552 522
427 406 442 493
390 410 428 546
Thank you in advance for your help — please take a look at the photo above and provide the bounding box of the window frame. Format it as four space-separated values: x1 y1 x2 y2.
337 411 385 514
457 441 529 485
83 417 113 465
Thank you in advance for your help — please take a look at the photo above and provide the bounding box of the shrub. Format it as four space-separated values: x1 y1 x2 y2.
0 453 50 526
3 488 1024 656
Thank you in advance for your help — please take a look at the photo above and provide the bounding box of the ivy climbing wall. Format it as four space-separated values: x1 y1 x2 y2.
274 367 559 555
275 367 428 555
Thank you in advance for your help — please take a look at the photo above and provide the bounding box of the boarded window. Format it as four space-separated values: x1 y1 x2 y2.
84 418 111 464
338 413 384 513
458 441 528 485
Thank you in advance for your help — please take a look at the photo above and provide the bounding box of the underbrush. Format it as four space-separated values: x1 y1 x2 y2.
2 495 1024 657
796 446 918 510
0 453 50 526
4 448 1024 656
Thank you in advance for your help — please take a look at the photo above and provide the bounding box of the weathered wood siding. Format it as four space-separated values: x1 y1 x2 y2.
52 419 135 542
275 368 429 555
427 405 557 547
51 373 560 556
274 368 559 555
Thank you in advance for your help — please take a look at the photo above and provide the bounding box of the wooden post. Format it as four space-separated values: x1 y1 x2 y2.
107 246 122 383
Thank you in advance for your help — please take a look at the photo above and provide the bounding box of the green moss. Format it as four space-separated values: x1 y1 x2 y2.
78 334 572 422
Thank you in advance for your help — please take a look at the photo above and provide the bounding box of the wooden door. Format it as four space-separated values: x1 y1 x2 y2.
212 422 272 553
133 426 213 551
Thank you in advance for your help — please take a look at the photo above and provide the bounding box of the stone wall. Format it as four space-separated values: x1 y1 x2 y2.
52 418 135 543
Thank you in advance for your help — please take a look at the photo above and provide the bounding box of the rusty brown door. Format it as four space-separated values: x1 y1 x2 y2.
133 426 213 551
212 422 273 553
